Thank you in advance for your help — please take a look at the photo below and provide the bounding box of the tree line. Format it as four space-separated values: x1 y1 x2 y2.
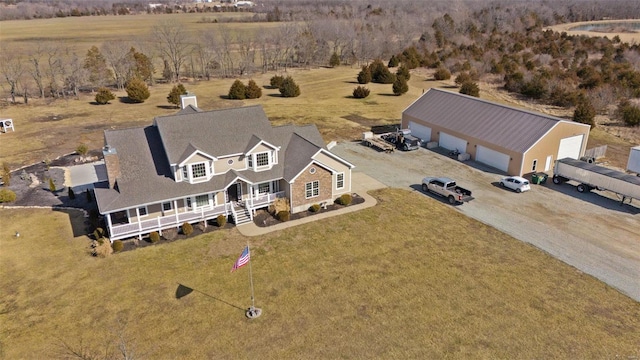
2 0 640 125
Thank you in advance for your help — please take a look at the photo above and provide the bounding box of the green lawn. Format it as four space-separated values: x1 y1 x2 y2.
1 189 638 358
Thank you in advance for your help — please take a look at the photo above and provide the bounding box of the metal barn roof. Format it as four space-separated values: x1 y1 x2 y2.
403 88 587 153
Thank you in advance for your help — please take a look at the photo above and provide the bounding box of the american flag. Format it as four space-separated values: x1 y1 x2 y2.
231 246 250 272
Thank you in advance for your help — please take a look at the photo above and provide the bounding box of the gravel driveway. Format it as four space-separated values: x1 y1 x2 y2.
331 141 640 302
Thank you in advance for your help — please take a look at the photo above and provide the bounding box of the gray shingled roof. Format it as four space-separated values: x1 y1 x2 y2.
403 88 580 153
95 105 345 213
155 105 275 164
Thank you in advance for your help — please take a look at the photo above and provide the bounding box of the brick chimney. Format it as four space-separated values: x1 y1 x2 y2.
103 145 120 189
180 93 197 109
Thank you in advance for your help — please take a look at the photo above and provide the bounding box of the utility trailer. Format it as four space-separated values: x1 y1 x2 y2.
627 146 640 175
362 131 395 153
553 158 640 203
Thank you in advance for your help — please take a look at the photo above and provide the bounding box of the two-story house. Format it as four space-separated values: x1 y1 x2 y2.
94 100 354 241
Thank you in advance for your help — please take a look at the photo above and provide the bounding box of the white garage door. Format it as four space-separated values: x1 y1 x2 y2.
408 121 432 142
439 132 467 153
557 135 584 160
476 145 510 172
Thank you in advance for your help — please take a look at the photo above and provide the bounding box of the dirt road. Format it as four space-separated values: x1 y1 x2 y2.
331 141 640 302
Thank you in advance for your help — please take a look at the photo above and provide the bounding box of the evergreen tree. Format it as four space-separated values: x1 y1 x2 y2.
228 79 247 100
455 72 472 86
392 75 409 96
2 162 11 187
129 47 155 84
616 99 640 127
352 86 370 99
95 87 115 104
396 65 410 81
279 76 300 97
245 79 262 99
125 77 150 103
167 83 187 107
433 67 451 80
459 81 480 97
84 46 113 88
573 97 596 128
388 55 399 68
270 75 284 88
357 65 372 84
370 59 395 84
329 52 340 68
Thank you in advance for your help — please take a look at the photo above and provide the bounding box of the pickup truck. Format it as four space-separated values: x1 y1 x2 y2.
421 177 474 204
381 129 422 151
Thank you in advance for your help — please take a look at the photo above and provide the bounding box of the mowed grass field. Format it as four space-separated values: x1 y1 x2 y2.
1 189 639 358
0 65 435 168
2 13 638 169
0 13 275 52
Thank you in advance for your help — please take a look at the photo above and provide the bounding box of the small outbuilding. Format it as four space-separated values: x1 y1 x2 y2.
402 88 591 176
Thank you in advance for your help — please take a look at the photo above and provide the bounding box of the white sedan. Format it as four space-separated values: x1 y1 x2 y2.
499 176 531 193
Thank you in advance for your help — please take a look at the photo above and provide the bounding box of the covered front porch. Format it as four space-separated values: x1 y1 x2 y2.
105 181 285 241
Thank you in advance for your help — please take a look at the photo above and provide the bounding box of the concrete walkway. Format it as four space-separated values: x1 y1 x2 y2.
237 172 387 236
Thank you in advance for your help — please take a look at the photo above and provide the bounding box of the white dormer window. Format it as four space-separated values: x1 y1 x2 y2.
256 152 269 167
247 151 274 171
182 162 210 183
192 163 207 179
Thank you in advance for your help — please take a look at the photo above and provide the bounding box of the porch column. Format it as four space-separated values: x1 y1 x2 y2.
174 200 179 230
106 213 113 241
157 217 162 236
136 207 142 241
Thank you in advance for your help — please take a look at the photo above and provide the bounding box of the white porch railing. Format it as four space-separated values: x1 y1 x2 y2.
107 191 285 241
249 191 285 208
109 204 227 241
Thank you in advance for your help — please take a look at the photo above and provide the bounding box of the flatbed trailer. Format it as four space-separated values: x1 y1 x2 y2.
553 158 640 203
362 132 395 152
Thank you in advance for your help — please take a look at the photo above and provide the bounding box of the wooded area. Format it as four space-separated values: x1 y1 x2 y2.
2 0 640 125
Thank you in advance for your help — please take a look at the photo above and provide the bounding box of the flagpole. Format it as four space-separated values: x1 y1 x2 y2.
247 242 256 310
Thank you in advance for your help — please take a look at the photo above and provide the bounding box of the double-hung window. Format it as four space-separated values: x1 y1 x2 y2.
258 182 270 195
162 202 172 211
305 180 319 199
195 194 209 208
336 173 344 189
138 206 148 217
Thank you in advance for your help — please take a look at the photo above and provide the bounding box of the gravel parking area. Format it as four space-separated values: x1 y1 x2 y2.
331 141 640 302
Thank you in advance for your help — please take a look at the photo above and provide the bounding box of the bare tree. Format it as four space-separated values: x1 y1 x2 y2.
216 26 236 77
153 20 192 82
0 48 24 104
63 48 87 98
27 41 53 98
102 42 134 91
46 47 63 98
237 32 257 75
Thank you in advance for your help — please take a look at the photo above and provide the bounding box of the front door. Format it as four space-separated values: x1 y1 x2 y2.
227 183 239 202
545 155 553 172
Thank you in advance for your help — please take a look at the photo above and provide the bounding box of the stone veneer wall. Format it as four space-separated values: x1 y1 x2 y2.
291 164 332 212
